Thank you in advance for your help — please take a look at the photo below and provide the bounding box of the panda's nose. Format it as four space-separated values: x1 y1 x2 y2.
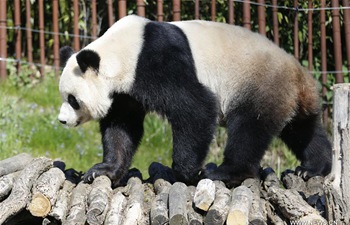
59 120 67 124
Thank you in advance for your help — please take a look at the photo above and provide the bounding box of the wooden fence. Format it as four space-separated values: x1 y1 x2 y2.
1 0 350 123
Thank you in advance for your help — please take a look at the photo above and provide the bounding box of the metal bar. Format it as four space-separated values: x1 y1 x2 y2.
343 0 350 74
26 0 33 64
157 0 164 22
91 0 97 39
331 0 344 83
195 0 200 20
173 0 181 21
73 0 80 51
53 0 59 75
108 0 114 26
307 1 313 72
14 0 21 74
257 0 266 36
211 0 216 21
137 0 145 17
39 0 45 76
293 0 299 60
228 0 234 24
272 0 279 46
0 0 6 79
243 0 251 30
320 0 328 126
118 0 126 19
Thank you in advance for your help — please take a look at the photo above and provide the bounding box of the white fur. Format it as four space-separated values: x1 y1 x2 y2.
58 15 148 126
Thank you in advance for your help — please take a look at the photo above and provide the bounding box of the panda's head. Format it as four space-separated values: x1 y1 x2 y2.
58 46 114 127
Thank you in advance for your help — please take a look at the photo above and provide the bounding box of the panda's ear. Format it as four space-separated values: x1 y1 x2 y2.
76 49 101 74
60 46 74 68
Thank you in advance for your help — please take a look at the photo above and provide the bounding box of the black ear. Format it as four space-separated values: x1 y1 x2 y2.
60 46 74 67
76 49 101 74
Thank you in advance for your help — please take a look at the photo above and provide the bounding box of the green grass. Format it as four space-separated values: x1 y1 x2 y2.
0 75 299 179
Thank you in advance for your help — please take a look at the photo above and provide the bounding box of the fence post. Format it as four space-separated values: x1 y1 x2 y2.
38 0 45 77
91 0 97 39
242 0 250 30
0 0 6 79
195 0 200 20
293 0 299 60
52 0 59 76
173 0 181 21
157 0 164 22
257 0 266 36
25 0 33 65
118 0 127 19
307 1 313 72
331 84 350 212
14 0 21 74
211 0 216 21
271 0 279 45
320 0 328 126
342 0 350 74
137 0 145 17
108 0 114 26
331 0 344 83
228 0 234 24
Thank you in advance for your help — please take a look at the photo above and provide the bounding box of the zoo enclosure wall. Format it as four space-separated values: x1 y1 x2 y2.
0 0 350 126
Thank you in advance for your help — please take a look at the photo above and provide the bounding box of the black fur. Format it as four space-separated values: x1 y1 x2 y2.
59 46 74 67
129 22 218 184
76 49 101 73
84 94 145 186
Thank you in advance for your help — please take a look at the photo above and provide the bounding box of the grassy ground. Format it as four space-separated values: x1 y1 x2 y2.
0 75 299 178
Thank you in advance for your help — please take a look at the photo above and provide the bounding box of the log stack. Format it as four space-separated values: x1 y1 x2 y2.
0 154 348 225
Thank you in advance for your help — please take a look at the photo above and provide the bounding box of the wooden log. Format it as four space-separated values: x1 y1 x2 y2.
281 171 307 193
28 167 66 217
265 200 287 225
332 84 350 203
151 179 171 225
193 179 215 211
186 186 203 225
49 180 76 222
242 178 266 225
0 157 52 224
0 153 33 176
65 181 91 225
0 171 20 201
227 186 253 225
123 176 144 225
87 175 112 225
169 182 188 225
105 191 127 225
267 185 327 223
204 181 231 225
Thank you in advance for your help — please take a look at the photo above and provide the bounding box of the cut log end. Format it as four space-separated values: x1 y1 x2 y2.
28 193 51 217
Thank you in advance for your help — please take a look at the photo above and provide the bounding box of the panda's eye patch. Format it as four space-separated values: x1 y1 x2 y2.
68 94 80 110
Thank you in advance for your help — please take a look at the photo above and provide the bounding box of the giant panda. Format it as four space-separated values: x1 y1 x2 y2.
58 15 332 187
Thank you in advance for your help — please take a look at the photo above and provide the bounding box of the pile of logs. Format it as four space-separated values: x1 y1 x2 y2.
0 153 349 225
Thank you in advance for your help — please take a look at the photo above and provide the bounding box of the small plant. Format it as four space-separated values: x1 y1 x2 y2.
6 60 41 88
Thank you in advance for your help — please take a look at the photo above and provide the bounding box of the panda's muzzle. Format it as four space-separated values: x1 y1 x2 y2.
59 120 67 125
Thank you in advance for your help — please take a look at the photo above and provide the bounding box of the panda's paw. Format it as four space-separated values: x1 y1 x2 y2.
83 163 119 184
295 166 321 180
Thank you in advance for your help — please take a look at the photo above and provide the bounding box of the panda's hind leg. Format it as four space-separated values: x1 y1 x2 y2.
206 106 277 187
280 114 332 179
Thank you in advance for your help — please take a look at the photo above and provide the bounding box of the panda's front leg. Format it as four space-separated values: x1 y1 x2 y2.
84 94 145 186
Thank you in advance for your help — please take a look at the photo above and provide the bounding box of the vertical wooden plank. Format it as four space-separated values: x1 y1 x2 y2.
243 0 251 30
157 0 164 22
320 0 328 125
173 0 181 21
14 0 21 74
307 1 313 72
137 0 145 17
195 0 200 20
257 0 266 36
272 0 279 46
52 0 59 75
0 0 7 79
38 0 45 76
26 0 33 64
331 0 344 83
331 84 350 208
118 0 127 19
228 0 234 24
73 0 80 51
108 0 114 26
293 0 299 60
91 0 97 39
342 0 350 73
211 0 216 21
